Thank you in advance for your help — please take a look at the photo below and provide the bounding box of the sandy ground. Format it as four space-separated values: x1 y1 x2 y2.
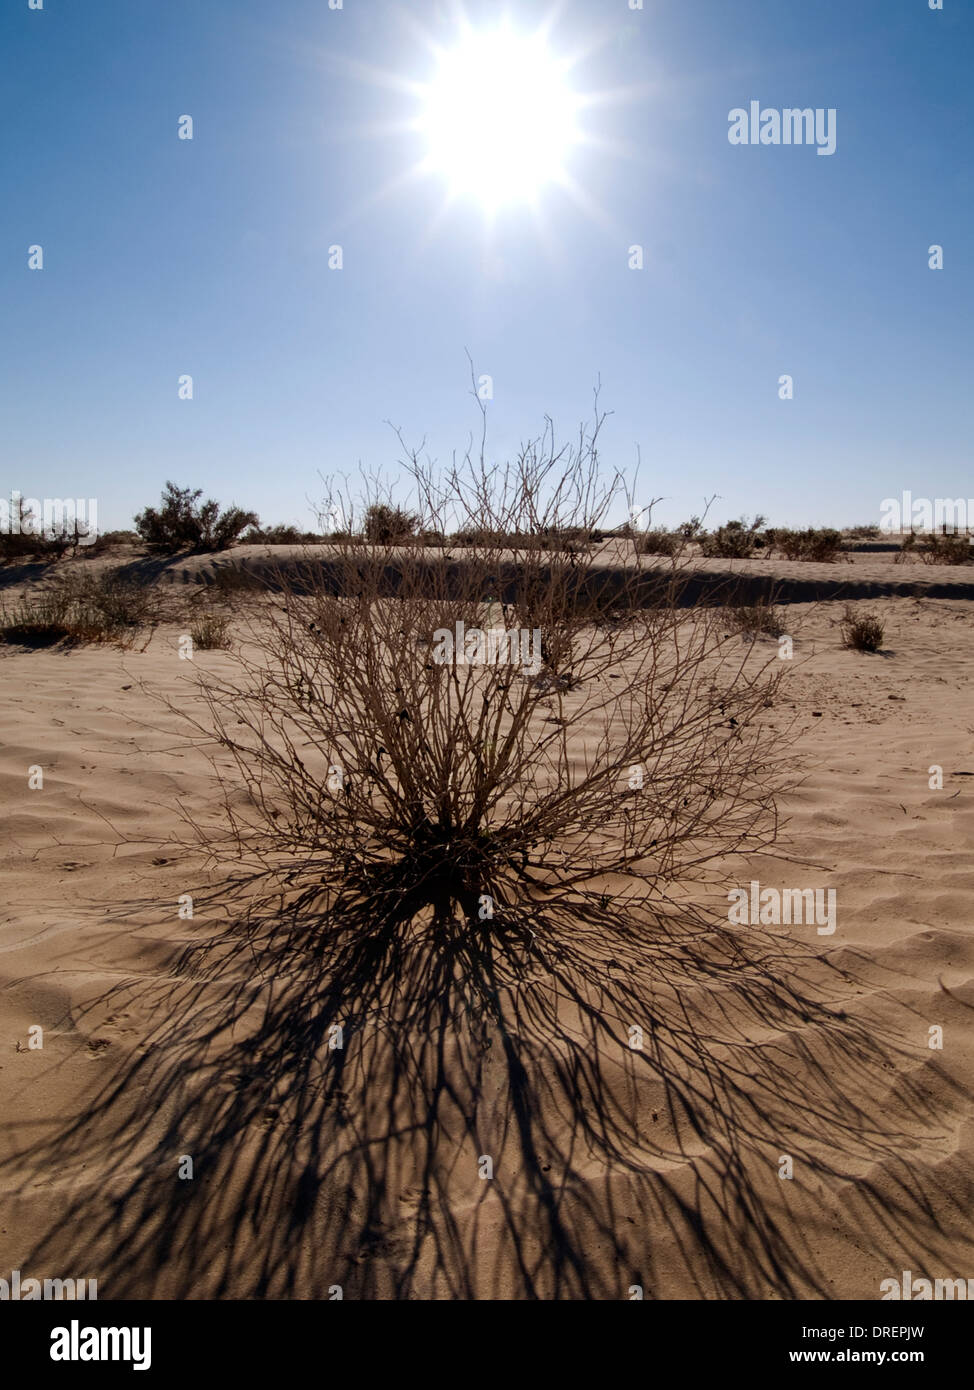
1 577 972 1299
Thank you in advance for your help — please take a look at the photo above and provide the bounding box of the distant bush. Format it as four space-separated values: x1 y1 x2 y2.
0 499 89 563
700 517 766 559
453 529 544 549
134 483 259 554
770 527 843 563
630 517 704 554
917 532 974 565
243 524 323 546
451 526 596 551
451 528 531 548
840 607 884 652
546 526 598 546
844 524 880 539
634 528 681 556
0 532 61 563
88 529 140 554
451 527 496 547
363 504 421 544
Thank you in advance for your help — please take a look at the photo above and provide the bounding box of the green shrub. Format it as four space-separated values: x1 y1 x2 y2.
771 527 843 562
135 483 259 554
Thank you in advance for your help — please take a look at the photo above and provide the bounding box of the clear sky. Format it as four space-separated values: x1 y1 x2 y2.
1 0 971 533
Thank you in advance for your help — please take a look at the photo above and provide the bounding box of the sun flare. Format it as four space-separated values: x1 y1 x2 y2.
419 26 580 210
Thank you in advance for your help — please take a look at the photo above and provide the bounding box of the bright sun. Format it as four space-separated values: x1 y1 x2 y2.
420 26 580 210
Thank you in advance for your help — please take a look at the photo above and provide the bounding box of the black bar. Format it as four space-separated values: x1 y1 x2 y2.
1 1300 967 1377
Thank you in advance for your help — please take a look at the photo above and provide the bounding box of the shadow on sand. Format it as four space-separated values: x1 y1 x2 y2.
4 885 971 1300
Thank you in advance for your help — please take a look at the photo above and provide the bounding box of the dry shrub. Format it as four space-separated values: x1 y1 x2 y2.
190 612 232 650
840 606 884 652
633 527 682 556
770 527 844 563
363 503 421 544
243 524 323 545
85 529 140 556
918 532 974 565
0 568 155 646
700 516 766 559
192 585 786 926
185 397 788 940
29 396 938 1302
0 498 95 562
730 600 786 638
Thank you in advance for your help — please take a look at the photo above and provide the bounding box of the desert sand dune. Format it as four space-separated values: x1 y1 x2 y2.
1 587 972 1299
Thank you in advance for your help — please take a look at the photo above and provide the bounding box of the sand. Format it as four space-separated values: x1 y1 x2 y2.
1 564 972 1299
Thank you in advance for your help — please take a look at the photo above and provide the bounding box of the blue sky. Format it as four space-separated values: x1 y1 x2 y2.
1 0 971 533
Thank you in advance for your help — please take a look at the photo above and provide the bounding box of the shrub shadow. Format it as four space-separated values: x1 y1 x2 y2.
4 891 970 1300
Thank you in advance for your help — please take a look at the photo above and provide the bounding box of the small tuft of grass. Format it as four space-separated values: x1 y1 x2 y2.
840 606 884 652
729 601 786 638
190 613 231 650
